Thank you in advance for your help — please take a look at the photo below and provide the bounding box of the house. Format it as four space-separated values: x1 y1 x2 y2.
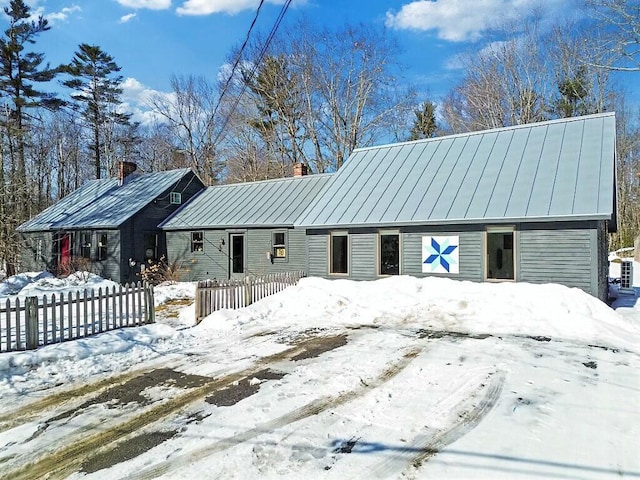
296 112 617 301
17 163 205 284
160 165 332 281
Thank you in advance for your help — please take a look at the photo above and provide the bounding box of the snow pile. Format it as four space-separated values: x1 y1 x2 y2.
199 276 639 352
0 271 119 300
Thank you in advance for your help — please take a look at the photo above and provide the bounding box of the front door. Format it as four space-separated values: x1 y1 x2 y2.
60 233 71 269
230 233 245 278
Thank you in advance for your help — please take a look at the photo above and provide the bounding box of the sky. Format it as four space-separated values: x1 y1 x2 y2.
5 0 620 127
0 262 639 477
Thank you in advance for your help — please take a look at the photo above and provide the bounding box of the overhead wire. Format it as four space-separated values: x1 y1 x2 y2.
210 0 293 148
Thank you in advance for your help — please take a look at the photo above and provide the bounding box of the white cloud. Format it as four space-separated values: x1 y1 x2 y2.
176 0 286 16
45 5 81 24
119 12 137 23
386 0 571 42
120 77 174 126
116 0 171 9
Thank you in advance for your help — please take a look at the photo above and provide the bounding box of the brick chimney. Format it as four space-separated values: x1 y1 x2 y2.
118 161 137 185
293 163 308 177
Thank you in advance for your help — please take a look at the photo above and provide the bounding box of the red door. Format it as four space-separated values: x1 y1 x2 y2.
60 234 71 267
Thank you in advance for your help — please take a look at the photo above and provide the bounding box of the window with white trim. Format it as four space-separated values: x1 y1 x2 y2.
170 191 182 205
191 231 204 252
272 231 287 259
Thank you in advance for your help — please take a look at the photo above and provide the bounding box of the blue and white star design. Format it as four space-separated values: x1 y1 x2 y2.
422 236 459 274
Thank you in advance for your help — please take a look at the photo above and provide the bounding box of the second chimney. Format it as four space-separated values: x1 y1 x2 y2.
293 163 308 177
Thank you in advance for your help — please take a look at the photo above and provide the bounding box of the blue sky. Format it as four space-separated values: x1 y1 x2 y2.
7 0 631 125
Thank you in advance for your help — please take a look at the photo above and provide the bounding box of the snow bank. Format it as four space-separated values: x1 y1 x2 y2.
199 276 639 352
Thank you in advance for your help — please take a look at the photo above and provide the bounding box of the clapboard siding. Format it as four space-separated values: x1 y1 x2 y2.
519 228 594 292
167 228 308 281
402 230 483 281
351 233 377 279
246 228 307 275
166 229 227 281
307 232 328 277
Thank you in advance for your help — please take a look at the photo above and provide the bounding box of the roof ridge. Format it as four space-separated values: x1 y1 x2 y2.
353 112 616 153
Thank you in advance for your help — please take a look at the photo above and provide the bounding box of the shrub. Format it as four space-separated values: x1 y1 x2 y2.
140 255 186 285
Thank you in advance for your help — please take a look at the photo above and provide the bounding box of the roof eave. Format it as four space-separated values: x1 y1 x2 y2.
297 213 615 230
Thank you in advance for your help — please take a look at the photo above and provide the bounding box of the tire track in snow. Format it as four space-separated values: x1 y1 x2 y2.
128 347 423 480
367 369 506 478
0 335 348 480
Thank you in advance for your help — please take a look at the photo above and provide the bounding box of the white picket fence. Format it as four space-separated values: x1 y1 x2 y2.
0 282 155 353
195 271 304 323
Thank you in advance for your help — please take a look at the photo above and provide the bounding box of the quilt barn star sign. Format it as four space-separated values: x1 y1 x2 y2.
422 236 459 274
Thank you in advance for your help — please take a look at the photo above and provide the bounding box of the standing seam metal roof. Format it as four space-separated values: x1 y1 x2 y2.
159 174 333 230
18 168 196 232
296 113 617 228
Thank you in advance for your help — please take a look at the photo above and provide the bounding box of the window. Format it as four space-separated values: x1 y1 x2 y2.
35 239 42 261
191 231 204 252
170 191 182 205
379 232 400 276
80 231 92 259
97 232 108 261
330 232 348 275
272 231 287 259
486 227 515 280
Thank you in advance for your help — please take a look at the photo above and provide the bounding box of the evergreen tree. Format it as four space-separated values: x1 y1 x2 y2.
409 101 438 140
554 66 593 118
62 44 132 179
0 0 60 274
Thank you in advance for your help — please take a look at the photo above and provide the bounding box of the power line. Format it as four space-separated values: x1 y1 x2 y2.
211 0 293 148
210 0 266 124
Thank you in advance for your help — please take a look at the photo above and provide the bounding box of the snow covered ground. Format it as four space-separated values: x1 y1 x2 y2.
0 272 638 479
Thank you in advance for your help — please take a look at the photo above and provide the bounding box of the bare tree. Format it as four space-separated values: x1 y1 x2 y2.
441 20 552 133
219 19 416 176
587 0 640 71
148 75 222 184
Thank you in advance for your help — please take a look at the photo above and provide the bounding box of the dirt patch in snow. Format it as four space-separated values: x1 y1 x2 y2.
206 369 286 407
290 334 349 361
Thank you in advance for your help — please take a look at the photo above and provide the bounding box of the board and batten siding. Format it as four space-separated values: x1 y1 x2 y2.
518 227 595 295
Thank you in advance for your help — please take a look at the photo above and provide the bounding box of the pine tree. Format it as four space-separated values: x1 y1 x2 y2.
409 101 438 140
62 44 132 179
0 0 60 274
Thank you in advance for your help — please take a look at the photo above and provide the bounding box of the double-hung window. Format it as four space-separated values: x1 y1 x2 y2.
97 232 108 261
191 231 204 252
80 231 92 259
272 231 287 259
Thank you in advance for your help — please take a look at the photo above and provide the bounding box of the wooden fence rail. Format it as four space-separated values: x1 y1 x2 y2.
195 271 304 323
0 282 155 353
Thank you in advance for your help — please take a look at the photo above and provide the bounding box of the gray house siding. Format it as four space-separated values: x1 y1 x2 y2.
20 232 54 272
19 229 121 281
307 221 606 299
518 223 596 295
402 228 483 282
307 233 328 278
167 227 308 281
